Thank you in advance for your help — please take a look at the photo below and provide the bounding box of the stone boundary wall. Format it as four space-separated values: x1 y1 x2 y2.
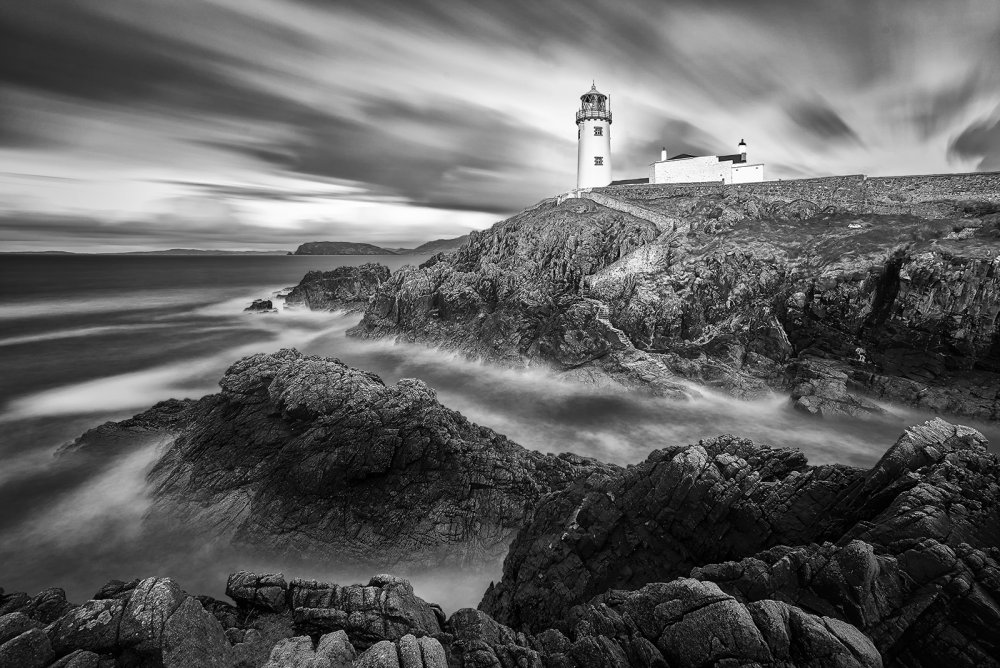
596 171 1000 219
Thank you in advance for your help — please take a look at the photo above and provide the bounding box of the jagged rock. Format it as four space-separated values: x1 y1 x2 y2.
161 596 235 668
691 538 1000 666
289 575 441 649
45 599 124 655
0 612 39 646
227 572 289 613
64 399 196 452
245 298 277 313
92 579 140 601
262 635 316 668
141 349 615 568
315 630 355 667
196 596 240 630
48 649 101 667
118 577 185 651
285 263 390 312
0 591 30 618
22 587 73 624
0 627 54 668
354 640 400 668
789 357 886 418
479 418 999 668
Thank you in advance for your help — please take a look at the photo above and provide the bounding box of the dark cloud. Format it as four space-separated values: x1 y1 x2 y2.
910 72 993 139
209 96 572 214
948 117 1000 171
0 2 318 126
786 100 862 145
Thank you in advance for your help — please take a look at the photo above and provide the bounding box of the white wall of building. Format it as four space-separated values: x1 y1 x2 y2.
649 156 766 185
577 118 612 188
731 163 765 183
650 156 728 184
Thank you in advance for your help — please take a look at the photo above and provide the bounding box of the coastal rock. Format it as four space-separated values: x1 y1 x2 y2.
479 418 999 668
140 349 615 568
288 575 441 648
0 627 54 668
63 399 197 452
245 298 277 313
285 263 391 312
351 188 1000 419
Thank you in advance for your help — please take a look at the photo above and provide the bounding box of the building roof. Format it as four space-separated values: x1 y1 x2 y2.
609 177 650 185
718 153 747 164
668 153 697 160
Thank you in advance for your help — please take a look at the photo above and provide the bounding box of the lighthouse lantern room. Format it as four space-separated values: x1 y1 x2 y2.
576 82 612 189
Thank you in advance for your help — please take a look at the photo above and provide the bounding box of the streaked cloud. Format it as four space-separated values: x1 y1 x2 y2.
1 0 999 250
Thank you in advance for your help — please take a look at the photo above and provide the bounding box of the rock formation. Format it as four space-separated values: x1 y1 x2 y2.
350 188 1000 419
245 299 277 313
284 264 391 313
479 418 1000 666
70 349 614 569
0 569 887 668
51 351 1000 666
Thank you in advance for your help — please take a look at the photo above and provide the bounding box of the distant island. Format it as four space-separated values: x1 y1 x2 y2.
292 235 470 256
292 241 397 255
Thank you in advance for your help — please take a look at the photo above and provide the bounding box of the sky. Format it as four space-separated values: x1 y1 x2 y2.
1 0 999 252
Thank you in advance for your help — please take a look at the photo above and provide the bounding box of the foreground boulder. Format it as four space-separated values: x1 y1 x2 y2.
102 349 615 569
284 263 391 312
0 571 884 668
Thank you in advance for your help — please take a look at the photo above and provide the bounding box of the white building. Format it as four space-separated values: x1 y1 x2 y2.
649 140 765 184
576 83 612 189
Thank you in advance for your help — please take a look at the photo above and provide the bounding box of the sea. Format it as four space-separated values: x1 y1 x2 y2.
1 254 997 612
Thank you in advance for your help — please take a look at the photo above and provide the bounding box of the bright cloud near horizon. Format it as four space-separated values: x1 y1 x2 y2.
1 0 999 251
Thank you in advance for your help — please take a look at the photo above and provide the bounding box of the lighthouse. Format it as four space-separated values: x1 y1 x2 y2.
576 82 612 189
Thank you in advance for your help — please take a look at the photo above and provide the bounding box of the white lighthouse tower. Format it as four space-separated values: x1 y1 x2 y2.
576 82 612 189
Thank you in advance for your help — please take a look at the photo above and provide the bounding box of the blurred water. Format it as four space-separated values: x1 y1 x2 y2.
0 254 996 612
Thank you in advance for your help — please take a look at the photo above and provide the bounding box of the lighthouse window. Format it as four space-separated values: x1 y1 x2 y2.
593 127 603 136
594 156 604 166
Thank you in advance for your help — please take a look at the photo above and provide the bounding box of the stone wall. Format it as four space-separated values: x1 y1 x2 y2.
597 171 1000 218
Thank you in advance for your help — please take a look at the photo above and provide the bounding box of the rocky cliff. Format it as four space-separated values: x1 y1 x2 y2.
350 184 1000 419
70 349 614 570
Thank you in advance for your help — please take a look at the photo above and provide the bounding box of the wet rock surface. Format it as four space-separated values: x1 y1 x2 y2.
351 192 1000 420
285 263 391 313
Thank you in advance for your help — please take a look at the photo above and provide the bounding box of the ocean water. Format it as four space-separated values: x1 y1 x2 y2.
1 254 997 612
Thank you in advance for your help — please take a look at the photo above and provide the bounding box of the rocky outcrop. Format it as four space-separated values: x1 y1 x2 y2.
479 418 999 667
110 349 616 569
285 263 391 312
351 188 1000 419
0 570 884 668
245 299 277 313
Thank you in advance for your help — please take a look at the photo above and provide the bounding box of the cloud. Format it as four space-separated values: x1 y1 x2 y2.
2 0 1000 249
949 116 1000 171
786 100 862 145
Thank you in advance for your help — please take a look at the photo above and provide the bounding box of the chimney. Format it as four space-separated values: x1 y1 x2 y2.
660 147 667 161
